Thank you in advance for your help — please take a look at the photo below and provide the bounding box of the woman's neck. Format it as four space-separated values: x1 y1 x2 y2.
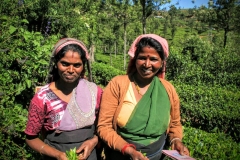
134 73 153 87
55 79 78 95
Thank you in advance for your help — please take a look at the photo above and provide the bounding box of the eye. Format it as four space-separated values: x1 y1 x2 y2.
150 58 159 61
137 56 146 60
73 63 82 68
61 62 70 66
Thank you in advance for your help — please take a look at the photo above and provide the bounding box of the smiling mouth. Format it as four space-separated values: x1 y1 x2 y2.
142 68 152 73
65 75 75 79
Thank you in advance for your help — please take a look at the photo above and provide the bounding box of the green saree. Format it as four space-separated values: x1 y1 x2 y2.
118 76 170 146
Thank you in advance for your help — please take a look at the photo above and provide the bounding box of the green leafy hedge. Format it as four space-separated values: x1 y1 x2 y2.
167 36 240 87
0 21 58 159
173 82 240 142
91 62 126 87
183 126 240 160
94 52 128 71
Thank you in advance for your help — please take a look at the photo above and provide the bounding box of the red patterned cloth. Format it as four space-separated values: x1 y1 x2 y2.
25 84 66 135
25 80 102 136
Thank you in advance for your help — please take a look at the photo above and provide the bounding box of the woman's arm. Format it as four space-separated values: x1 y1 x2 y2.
25 93 67 159
163 80 189 156
160 79 183 141
97 76 129 152
26 135 67 160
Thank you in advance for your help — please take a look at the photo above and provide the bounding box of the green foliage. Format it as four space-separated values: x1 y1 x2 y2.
167 36 240 87
95 53 128 71
91 62 125 87
183 126 240 160
166 36 240 142
0 14 58 159
66 147 78 160
174 82 240 142
0 0 240 159
0 24 59 107
0 105 29 159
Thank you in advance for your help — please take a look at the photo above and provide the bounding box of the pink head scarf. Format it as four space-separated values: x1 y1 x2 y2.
127 34 169 79
52 38 90 59
49 38 92 81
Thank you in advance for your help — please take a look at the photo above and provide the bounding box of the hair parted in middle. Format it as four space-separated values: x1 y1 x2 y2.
46 38 93 83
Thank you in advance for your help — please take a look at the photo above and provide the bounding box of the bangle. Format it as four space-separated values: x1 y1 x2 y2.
121 144 136 155
40 144 47 155
170 138 181 145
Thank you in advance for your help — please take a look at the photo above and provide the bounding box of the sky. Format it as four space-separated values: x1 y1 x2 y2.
161 0 210 10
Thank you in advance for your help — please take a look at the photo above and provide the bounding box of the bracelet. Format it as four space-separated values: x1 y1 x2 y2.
121 144 136 155
40 144 47 155
170 138 181 145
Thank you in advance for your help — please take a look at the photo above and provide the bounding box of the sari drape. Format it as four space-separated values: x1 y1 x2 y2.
118 76 170 146
44 79 98 159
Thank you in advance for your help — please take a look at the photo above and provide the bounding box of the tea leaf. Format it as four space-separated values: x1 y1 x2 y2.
66 147 77 160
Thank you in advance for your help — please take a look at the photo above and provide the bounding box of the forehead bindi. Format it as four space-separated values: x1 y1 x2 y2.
139 47 159 56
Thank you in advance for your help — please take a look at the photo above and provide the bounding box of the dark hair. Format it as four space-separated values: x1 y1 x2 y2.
46 44 88 83
129 37 166 75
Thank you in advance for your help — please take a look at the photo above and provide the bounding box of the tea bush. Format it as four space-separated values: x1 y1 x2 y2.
95 52 128 71
166 36 240 142
183 126 240 160
167 36 240 87
91 62 125 87
173 82 240 142
0 17 59 159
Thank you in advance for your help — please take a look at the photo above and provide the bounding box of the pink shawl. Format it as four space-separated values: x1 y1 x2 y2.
127 34 169 79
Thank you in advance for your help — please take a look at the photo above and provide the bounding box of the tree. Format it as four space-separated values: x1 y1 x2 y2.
133 0 171 34
163 15 169 37
213 0 239 47
101 0 139 70
168 5 178 39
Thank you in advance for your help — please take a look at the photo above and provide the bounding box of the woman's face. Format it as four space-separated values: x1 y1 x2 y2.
57 50 83 83
135 46 162 80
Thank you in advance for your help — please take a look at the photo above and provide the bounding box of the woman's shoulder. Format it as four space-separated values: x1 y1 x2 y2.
35 84 51 94
159 78 177 93
106 75 130 87
82 78 97 87
110 74 129 82
31 84 51 103
159 78 173 85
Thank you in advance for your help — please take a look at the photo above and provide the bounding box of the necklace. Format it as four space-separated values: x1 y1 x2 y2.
133 76 142 95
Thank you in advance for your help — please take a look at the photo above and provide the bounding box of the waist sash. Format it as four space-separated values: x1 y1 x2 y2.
127 133 167 158
105 133 166 160
44 125 94 152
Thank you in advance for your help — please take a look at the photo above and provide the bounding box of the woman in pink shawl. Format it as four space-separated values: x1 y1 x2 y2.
25 38 103 160
97 34 189 160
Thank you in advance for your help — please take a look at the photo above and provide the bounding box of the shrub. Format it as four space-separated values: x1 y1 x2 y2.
0 18 58 159
167 36 240 87
183 126 240 160
91 62 125 87
173 82 240 142
95 52 128 71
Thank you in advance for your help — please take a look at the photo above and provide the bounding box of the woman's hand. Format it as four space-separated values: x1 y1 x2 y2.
56 152 68 160
76 135 98 160
25 136 68 160
171 139 190 156
124 147 149 160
